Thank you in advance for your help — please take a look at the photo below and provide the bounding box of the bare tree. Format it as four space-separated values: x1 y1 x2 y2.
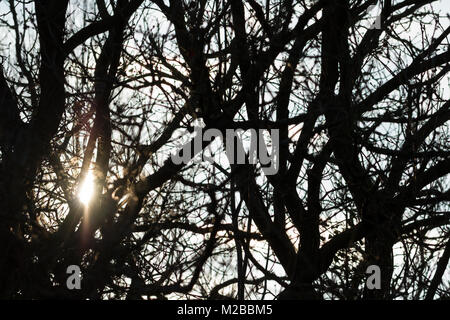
0 0 449 300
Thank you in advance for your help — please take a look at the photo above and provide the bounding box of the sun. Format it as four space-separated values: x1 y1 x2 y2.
78 170 95 205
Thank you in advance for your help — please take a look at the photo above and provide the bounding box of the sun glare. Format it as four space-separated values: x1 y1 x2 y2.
78 170 95 205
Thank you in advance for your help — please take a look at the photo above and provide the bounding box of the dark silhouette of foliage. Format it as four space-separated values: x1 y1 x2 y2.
0 0 449 299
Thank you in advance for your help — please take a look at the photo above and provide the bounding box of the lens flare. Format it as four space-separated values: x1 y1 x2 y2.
78 171 95 205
